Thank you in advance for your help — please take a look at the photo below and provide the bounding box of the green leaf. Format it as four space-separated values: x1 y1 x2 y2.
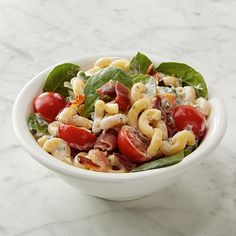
43 63 80 97
83 67 133 117
129 52 152 74
28 113 49 139
131 74 150 84
156 62 208 98
131 74 157 99
184 140 199 156
132 151 184 172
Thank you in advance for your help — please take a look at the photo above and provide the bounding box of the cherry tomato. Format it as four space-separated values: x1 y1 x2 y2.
117 126 150 163
58 124 96 150
34 92 66 122
171 105 206 139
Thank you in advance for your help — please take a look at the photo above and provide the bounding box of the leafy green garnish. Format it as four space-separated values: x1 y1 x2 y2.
132 151 184 172
83 67 132 117
156 62 208 98
129 52 152 74
184 140 199 156
131 74 157 99
28 114 49 138
131 74 150 84
77 71 90 83
43 63 80 97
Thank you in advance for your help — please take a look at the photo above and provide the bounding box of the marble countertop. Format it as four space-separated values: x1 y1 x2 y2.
1 0 235 235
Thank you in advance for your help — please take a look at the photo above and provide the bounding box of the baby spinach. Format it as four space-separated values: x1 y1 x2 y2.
129 52 152 74
28 113 49 138
131 74 150 84
184 140 199 156
132 151 184 172
43 63 80 97
83 67 132 117
131 74 157 99
156 62 208 98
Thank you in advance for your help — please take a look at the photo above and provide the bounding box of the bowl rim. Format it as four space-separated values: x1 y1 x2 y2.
12 52 228 182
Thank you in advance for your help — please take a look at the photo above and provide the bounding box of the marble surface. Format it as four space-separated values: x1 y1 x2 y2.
0 0 235 235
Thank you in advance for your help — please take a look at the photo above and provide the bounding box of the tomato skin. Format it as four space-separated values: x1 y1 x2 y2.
58 124 96 150
34 92 66 122
117 126 150 163
171 105 206 139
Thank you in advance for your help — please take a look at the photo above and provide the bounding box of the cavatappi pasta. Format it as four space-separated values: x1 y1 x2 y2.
28 52 210 172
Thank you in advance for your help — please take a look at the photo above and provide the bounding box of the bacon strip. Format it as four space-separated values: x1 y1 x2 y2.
91 149 109 170
96 81 131 112
96 80 116 101
79 150 109 172
94 129 117 151
114 82 131 112
79 156 100 170
113 153 136 171
146 63 159 81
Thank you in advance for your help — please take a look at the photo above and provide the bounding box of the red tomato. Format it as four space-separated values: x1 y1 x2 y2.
34 92 66 122
171 105 206 139
117 126 150 163
58 124 96 150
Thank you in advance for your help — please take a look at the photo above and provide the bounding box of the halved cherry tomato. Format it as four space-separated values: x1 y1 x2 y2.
117 126 150 163
58 124 96 150
34 92 67 122
171 105 206 139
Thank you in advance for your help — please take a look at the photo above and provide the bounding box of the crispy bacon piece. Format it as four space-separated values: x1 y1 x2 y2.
94 129 117 151
79 150 109 172
96 81 131 112
114 82 131 112
146 63 156 75
113 153 136 171
91 149 109 170
96 80 116 101
146 64 159 81
79 156 100 170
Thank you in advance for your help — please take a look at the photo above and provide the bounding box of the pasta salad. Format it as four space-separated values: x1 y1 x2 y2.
28 52 210 172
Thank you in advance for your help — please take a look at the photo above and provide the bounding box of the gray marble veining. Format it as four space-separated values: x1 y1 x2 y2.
0 0 235 235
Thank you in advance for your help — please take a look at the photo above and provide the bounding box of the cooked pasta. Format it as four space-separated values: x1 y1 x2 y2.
127 97 149 127
28 52 210 173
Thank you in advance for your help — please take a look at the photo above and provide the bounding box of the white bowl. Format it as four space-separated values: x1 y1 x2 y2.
12 52 227 201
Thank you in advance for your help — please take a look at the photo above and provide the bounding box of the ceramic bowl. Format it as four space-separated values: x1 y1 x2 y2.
12 52 227 201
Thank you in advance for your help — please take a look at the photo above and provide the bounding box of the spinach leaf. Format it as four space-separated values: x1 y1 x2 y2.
156 62 208 98
43 63 80 97
184 140 199 156
129 52 152 74
83 67 132 117
28 113 49 138
132 151 184 172
131 74 150 84
131 74 157 99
